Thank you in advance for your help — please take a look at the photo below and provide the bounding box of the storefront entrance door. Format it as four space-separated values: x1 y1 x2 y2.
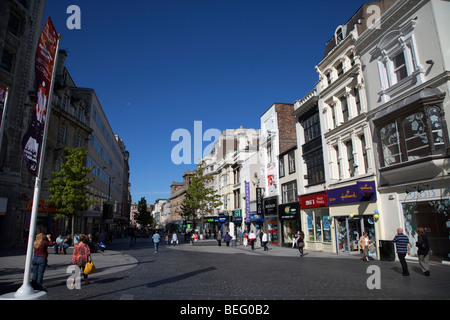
336 216 377 256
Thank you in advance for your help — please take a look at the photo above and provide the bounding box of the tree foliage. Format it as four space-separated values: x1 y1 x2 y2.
134 197 153 227
181 161 222 230
46 147 95 221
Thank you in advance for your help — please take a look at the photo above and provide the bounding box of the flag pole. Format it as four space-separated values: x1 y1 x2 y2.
0 87 9 156
15 35 61 299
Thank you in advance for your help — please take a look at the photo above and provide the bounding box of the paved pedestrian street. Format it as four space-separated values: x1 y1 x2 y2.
1 237 449 306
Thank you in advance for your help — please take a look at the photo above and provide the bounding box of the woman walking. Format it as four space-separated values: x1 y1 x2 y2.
71 234 92 286
296 231 305 257
359 232 371 262
416 227 431 276
31 233 54 291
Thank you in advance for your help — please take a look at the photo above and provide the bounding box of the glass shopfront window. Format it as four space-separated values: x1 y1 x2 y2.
403 199 450 262
306 209 330 242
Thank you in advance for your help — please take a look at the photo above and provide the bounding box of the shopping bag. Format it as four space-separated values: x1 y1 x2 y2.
84 260 96 275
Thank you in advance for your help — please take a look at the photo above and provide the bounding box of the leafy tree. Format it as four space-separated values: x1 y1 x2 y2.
46 147 95 236
134 197 153 228
181 161 222 232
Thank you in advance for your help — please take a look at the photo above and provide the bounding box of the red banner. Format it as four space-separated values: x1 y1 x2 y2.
22 17 58 176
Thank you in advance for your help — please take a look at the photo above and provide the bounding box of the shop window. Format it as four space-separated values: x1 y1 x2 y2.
306 210 331 243
402 200 450 262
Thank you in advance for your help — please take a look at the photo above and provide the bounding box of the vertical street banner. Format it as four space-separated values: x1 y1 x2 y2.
0 87 8 129
22 17 59 176
0 87 9 154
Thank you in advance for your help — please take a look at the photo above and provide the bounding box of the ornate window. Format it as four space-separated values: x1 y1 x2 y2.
375 90 448 168
370 19 424 103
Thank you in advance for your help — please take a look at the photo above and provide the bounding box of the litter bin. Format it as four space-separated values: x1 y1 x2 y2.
232 239 237 247
379 240 395 261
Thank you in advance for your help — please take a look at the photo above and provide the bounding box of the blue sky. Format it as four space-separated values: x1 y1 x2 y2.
43 0 366 204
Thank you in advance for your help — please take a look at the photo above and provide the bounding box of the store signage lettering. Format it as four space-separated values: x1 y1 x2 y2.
328 181 376 206
300 193 328 209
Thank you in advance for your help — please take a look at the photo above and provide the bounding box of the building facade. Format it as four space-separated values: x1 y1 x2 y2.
360 0 450 263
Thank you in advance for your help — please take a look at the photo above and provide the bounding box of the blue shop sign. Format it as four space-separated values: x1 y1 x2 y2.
327 181 376 206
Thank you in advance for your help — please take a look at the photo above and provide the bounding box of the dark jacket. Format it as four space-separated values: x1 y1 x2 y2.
416 234 430 256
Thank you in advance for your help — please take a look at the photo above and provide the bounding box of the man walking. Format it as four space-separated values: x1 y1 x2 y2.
152 231 161 254
249 230 256 250
393 228 410 276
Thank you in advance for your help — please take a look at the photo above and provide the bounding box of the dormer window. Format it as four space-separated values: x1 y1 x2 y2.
335 25 346 45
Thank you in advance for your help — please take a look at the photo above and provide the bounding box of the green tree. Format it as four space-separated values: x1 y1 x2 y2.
181 161 222 232
46 147 95 236
134 197 153 228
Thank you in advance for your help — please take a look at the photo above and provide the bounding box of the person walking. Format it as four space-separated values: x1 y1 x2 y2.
243 231 248 247
393 228 411 276
416 227 431 276
262 230 268 251
238 230 243 245
31 233 54 291
171 232 178 246
249 230 256 250
296 231 305 257
152 231 161 253
217 230 222 246
225 232 232 247
70 234 92 286
359 232 371 262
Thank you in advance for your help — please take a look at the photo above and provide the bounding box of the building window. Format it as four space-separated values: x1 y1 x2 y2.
288 151 295 174
282 180 297 203
279 157 285 178
346 140 355 177
326 72 332 85
333 145 341 179
303 112 320 143
304 150 325 185
359 134 369 174
7 12 21 36
370 20 423 102
392 51 408 84
377 105 448 167
354 87 361 115
58 124 67 142
341 95 349 123
1 48 15 73
336 62 344 77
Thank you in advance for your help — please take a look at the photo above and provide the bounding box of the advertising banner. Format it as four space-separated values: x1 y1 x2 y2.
22 17 59 176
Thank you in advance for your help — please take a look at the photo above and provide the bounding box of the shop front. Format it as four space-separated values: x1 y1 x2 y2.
328 181 379 258
263 196 278 245
299 192 331 253
278 201 301 247
398 182 450 264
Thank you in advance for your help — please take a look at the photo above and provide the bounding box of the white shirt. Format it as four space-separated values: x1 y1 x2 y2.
262 233 268 242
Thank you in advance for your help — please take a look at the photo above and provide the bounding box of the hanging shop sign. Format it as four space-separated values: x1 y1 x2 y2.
263 196 277 216
278 202 300 220
327 181 376 206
